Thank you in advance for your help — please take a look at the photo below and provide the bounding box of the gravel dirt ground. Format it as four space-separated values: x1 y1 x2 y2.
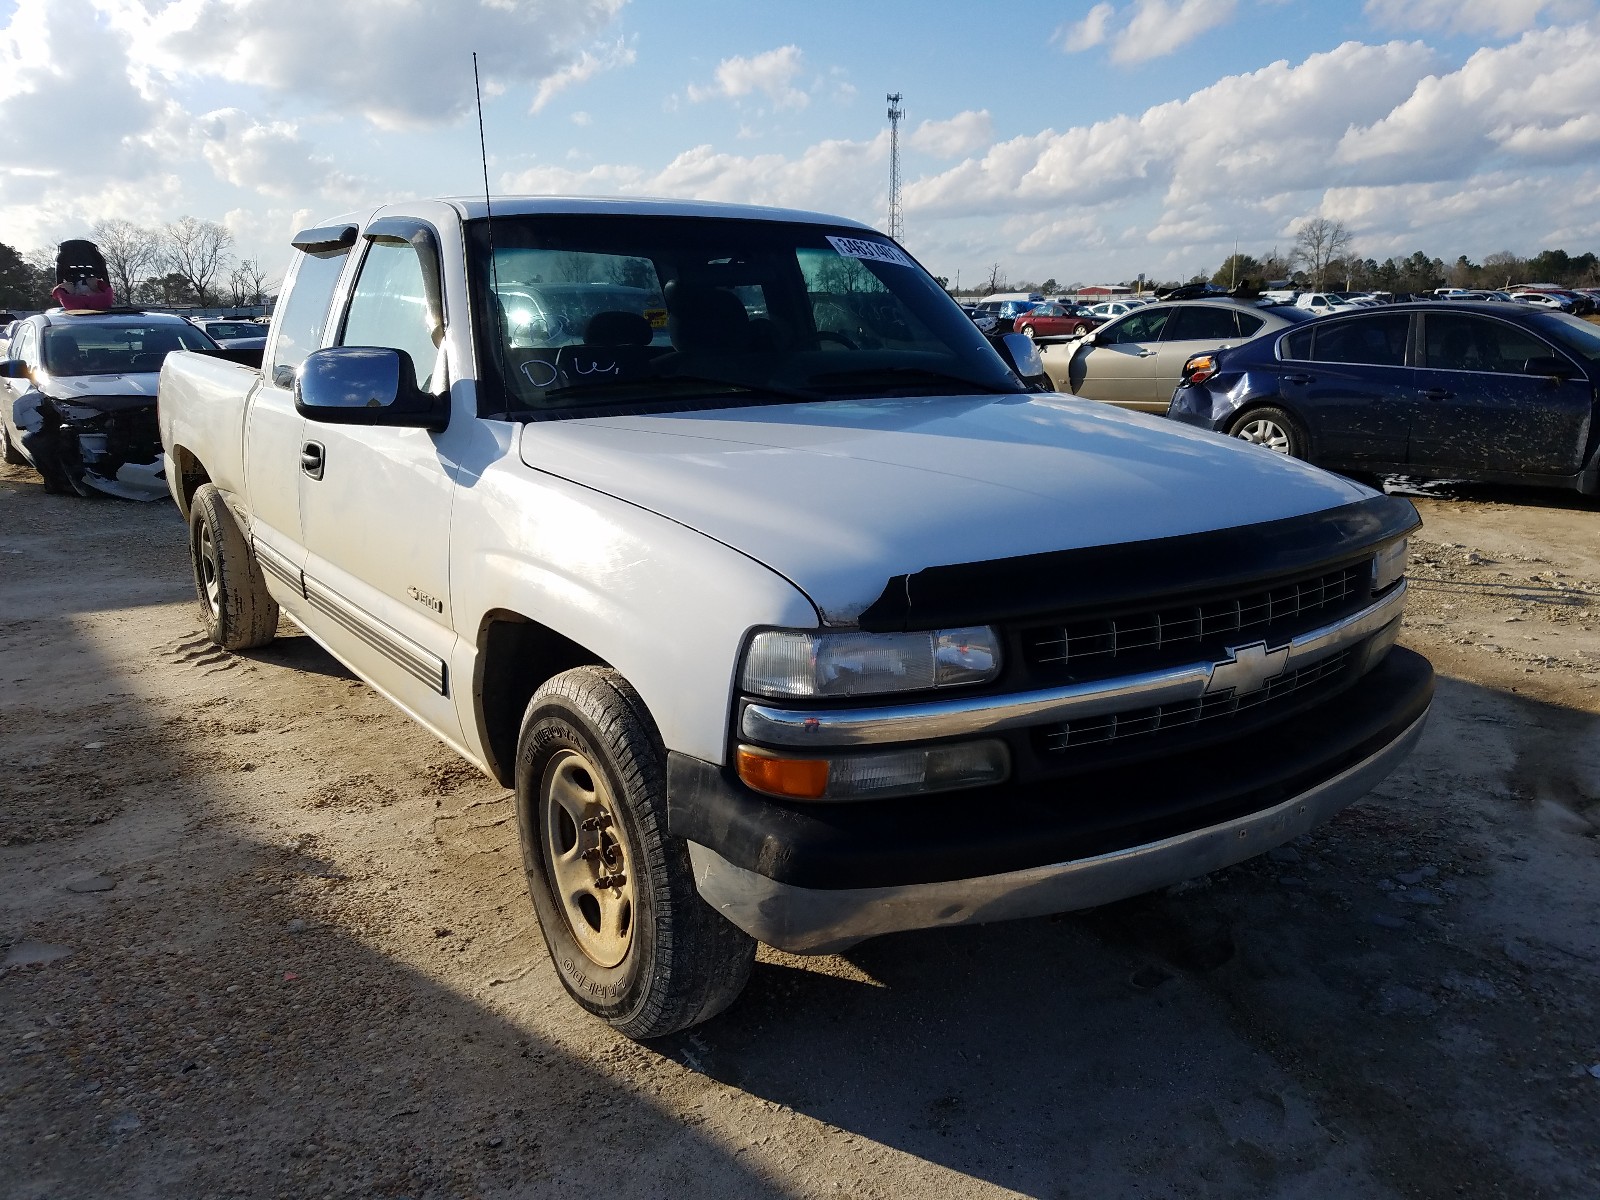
2 460 1598 1200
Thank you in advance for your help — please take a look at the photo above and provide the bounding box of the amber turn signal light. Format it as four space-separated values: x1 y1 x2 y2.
1182 353 1217 385
736 748 830 799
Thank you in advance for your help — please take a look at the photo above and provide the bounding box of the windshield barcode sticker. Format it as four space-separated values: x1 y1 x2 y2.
826 236 913 267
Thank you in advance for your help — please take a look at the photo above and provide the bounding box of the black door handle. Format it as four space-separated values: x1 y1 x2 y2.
1283 374 1314 385
1421 388 1453 400
301 441 325 480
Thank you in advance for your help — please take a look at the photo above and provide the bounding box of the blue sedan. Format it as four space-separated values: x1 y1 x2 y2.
1167 301 1600 495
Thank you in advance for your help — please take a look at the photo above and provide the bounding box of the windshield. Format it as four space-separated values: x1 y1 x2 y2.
466 215 1020 417
205 322 261 339
1529 312 1600 364
42 321 212 376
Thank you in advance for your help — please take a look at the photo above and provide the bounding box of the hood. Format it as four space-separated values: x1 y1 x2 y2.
42 371 159 407
518 393 1370 624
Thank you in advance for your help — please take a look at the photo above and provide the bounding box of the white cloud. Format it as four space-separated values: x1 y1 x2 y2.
1363 0 1594 38
119 0 628 130
1058 0 1239 63
194 109 365 202
1338 23 1600 176
1111 0 1238 63
1058 3 1116 51
904 40 1442 218
530 39 635 114
687 45 810 110
503 134 889 219
909 111 994 158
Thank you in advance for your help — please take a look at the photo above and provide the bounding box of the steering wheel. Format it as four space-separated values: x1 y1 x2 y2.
816 330 858 350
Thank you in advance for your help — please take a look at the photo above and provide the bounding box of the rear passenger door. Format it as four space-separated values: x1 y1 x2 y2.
1152 305 1252 408
295 218 463 741
1410 312 1594 476
1276 312 1415 466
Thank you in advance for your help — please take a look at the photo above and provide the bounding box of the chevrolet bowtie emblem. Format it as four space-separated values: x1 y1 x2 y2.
1205 641 1290 696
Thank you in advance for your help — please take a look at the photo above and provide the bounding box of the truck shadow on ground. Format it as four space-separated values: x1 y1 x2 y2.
654 675 1600 1199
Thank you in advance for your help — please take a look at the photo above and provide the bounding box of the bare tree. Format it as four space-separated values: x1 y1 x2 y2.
227 258 275 307
161 216 234 306
981 263 1006 294
91 219 161 303
1292 217 1353 290
1481 250 1525 289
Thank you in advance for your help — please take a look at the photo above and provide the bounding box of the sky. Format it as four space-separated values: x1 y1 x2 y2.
3 0 1600 291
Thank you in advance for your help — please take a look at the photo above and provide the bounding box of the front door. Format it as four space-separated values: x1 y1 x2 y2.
1073 307 1172 408
1410 312 1595 476
295 221 463 741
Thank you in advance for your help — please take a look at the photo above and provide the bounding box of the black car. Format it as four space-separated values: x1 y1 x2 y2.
1168 301 1600 495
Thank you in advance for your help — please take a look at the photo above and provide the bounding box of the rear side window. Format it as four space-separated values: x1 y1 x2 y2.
1235 313 1264 336
1164 306 1238 341
1285 314 1409 366
269 247 351 385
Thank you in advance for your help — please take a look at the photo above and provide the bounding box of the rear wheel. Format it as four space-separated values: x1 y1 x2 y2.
1229 405 1306 459
515 667 755 1039
1019 324 1037 339
1072 322 1089 335
189 483 279 650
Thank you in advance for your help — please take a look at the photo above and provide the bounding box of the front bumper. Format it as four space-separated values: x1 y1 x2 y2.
689 706 1427 952
670 645 1433 952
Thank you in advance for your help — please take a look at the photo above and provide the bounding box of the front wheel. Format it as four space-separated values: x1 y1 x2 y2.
1229 405 1307 459
1 423 25 466
1072 322 1089 335
189 483 279 649
515 667 755 1039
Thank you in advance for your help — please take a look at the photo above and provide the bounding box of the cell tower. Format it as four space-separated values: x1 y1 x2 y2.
886 92 904 242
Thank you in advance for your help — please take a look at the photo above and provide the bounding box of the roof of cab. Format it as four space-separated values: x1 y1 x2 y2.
309 195 879 234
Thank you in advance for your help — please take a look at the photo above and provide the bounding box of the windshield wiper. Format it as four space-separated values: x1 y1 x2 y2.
803 365 1014 394
546 372 822 406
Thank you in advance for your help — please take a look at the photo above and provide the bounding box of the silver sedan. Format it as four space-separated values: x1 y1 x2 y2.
1040 299 1313 412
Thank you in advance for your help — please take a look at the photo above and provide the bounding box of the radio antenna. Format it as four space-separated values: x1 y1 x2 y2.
473 52 510 412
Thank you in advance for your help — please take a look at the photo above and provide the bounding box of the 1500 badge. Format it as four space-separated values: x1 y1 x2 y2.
406 586 444 613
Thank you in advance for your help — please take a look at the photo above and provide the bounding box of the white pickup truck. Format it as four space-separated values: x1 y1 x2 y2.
159 197 1432 1038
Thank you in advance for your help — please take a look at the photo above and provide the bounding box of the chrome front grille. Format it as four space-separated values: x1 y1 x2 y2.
1028 565 1365 671
1042 647 1355 753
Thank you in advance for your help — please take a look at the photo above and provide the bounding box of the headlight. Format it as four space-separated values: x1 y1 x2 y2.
1372 538 1408 594
740 626 1002 699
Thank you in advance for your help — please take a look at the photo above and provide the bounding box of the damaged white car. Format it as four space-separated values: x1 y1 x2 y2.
0 310 217 499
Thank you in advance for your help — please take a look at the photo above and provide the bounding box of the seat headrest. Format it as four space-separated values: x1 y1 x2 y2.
665 282 750 352
584 310 653 347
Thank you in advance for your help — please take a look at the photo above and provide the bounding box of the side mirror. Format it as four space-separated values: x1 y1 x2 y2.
0 358 30 380
295 346 449 431
991 331 1050 391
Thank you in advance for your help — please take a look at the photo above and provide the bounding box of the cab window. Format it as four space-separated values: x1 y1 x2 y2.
339 239 443 391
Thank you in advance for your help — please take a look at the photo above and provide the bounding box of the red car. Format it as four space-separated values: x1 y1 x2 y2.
1013 302 1105 339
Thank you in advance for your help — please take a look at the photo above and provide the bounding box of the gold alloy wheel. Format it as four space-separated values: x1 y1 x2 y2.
540 748 635 969
198 519 222 616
